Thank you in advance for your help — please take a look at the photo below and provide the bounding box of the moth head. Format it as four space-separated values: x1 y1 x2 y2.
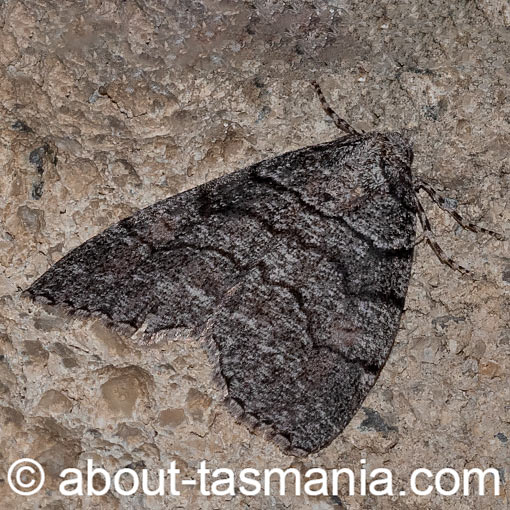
384 131 414 168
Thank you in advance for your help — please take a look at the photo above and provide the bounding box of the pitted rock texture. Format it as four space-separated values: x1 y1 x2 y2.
0 1 509 509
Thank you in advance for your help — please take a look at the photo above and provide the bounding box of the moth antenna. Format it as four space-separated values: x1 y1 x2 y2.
415 178 505 241
311 81 361 136
415 196 470 275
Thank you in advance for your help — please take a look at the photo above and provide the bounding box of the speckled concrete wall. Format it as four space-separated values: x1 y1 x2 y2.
0 1 509 509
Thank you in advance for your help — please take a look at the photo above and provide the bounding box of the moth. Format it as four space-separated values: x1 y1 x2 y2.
24 82 503 456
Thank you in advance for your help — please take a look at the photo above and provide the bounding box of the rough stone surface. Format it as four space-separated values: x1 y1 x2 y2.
0 1 508 509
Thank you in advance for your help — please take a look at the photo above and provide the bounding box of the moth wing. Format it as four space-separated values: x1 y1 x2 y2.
24 162 293 340
25 133 415 454
25 136 365 340
203 213 414 455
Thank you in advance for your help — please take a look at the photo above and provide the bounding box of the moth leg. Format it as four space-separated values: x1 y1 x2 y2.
311 81 362 136
412 232 426 247
415 196 470 275
415 178 505 241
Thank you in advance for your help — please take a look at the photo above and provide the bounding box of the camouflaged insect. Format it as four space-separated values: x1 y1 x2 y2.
24 82 503 456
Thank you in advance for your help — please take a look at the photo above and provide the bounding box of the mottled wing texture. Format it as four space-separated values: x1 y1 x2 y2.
200 133 417 454
26 132 417 454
